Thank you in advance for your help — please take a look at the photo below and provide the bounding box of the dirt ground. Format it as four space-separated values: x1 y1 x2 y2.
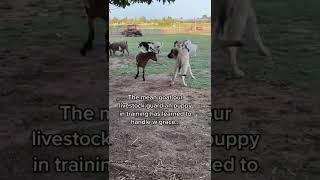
211 67 320 180
0 0 319 180
109 55 211 179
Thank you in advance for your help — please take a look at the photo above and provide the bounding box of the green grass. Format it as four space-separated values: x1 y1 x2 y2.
110 34 211 90
244 0 320 93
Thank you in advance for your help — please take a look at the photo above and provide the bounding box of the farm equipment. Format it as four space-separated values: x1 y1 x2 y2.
121 24 143 37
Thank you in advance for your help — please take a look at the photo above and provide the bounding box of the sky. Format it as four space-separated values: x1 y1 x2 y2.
109 0 211 19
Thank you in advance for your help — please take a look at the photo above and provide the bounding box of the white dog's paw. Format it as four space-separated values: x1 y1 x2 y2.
170 81 175 86
191 75 196 79
259 46 272 57
183 83 188 87
233 69 245 78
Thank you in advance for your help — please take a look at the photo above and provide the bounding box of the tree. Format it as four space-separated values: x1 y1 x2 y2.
110 0 176 8
139 16 147 23
120 17 128 24
111 17 119 24
202 15 209 19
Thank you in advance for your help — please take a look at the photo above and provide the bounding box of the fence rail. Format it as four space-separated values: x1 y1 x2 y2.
109 25 211 35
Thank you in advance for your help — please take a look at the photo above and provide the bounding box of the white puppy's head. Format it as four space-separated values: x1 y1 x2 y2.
167 48 179 59
167 47 190 59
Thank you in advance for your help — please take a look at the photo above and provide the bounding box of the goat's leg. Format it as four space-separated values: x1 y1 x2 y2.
126 48 129 56
142 68 145 81
80 17 94 56
135 66 139 79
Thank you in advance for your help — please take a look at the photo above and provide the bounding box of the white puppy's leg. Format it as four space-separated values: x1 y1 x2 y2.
170 65 179 86
224 0 249 77
182 76 187 87
188 65 196 79
180 64 189 86
227 47 245 77
247 5 271 56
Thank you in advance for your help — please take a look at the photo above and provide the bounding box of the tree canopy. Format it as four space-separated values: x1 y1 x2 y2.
110 0 176 8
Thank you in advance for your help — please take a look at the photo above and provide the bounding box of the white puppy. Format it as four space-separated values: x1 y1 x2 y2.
167 47 196 87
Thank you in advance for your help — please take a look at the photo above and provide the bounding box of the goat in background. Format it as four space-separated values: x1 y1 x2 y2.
135 52 158 81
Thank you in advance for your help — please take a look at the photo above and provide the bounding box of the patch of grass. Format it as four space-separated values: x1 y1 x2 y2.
110 34 211 89
244 0 320 92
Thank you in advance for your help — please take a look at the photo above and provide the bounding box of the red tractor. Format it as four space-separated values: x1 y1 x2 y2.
121 24 143 37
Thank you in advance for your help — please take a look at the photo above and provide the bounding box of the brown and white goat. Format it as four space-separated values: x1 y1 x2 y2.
135 52 157 81
80 0 107 56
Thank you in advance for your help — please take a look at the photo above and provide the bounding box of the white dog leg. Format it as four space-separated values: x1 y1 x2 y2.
224 0 249 77
247 6 271 56
182 75 187 87
188 65 196 79
170 66 179 86
180 64 189 86
228 47 245 77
